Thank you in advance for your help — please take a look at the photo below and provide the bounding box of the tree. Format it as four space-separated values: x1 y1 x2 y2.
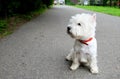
0 0 54 17
89 0 95 5
118 0 120 8
42 0 54 8
109 0 112 6
103 0 108 6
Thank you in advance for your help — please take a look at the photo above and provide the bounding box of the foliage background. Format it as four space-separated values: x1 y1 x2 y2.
0 0 54 17
0 0 53 37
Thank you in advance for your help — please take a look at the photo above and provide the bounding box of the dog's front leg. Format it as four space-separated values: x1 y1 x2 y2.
66 48 74 61
89 56 99 74
70 52 80 70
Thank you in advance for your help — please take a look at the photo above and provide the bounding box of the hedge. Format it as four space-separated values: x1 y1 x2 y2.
0 0 54 17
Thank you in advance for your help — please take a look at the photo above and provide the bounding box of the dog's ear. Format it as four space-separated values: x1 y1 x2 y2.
92 13 96 21
89 14 96 26
90 13 96 25
71 16 76 19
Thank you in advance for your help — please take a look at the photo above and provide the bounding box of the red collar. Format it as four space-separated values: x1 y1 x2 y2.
79 37 93 45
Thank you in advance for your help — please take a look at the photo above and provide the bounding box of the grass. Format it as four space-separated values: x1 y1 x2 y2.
75 5 120 17
0 7 47 38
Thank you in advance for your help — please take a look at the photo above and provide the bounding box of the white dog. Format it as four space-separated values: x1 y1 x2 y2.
66 13 98 74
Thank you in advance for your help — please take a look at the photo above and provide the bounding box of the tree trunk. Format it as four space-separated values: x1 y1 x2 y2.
110 0 112 6
118 0 120 8
102 0 107 6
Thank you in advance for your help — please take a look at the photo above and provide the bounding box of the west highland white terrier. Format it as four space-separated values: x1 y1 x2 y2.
66 13 98 74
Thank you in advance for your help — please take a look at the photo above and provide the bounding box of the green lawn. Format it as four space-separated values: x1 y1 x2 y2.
75 5 120 17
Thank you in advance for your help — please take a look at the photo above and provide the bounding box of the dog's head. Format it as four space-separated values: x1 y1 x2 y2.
67 13 96 40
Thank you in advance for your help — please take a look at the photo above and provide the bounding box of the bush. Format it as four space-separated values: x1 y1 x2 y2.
0 0 53 37
42 0 54 8
0 0 53 17
65 0 76 5
0 20 8 34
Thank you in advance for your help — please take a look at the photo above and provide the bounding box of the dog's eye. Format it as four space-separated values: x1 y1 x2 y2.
77 23 81 26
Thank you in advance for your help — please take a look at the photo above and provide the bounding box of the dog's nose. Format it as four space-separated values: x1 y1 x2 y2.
67 27 71 31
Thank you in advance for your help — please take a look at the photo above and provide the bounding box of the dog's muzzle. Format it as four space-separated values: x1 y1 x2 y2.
67 27 71 34
67 27 74 38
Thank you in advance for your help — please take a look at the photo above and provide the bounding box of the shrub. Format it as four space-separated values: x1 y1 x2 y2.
65 0 76 5
0 0 53 17
0 20 8 34
0 0 54 37
42 0 54 8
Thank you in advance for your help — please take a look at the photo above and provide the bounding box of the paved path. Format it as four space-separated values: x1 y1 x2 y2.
0 5 120 79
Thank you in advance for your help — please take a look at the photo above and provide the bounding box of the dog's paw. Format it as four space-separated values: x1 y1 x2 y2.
90 67 99 74
81 58 87 63
66 56 72 61
70 63 79 71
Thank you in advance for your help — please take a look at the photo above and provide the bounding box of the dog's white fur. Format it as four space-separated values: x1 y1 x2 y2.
66 13 98 74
